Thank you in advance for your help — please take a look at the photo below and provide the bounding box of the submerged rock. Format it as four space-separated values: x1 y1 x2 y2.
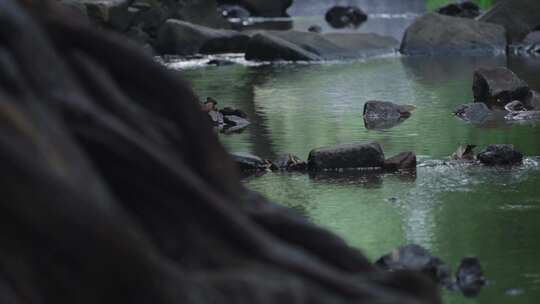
473 67 530 106
307 142 385 171
457 257 486 297
477 144 523 166
274 154 307 172
504 100 526 112
245 31 398 62
437 1 480 19
454 103 493 124
230 152 271 173
400 13 506 55
363 100 414 129
384 152 417 172
479 0 540 43
325 6 367 29
156 20 250 55
375 244 452 285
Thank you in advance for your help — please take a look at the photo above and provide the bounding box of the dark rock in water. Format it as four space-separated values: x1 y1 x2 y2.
473 67 530 106
156 20 250 55
524 90 540 110
230 152 271 172
308 25 322 33
457 257 486 297
231 0 292 17
400 13 506 55
505 110 540 121
61 0 133 31
245 30 398 62
504 100 526 112
384 152 417 172
274 154 307 172
437 1 480 19
223 115 250 133
375 244 452 285
207 59 236 66
325 6 367 29
208 110 224 126
218 4 251 19
510 31 540 56
308 142 385 171
454 103 493 124
477 144 523 166
479 0 540 43
363 100 414 120
220 107 248 118
451 144 477 161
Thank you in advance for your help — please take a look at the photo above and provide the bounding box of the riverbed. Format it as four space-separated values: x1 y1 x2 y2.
169 2 540 303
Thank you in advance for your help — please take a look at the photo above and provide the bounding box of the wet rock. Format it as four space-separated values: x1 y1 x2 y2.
274 154 307 172
457 257 486 297
400 13 506 55
504 100 526 112
245 30 398 62
454 103 493 124
451 144 476 161
477 144 523 166
505 110 540 121
63 0 133 31
437 1 480 19
375 244 452 285
524 90 540 110
479 0 540 43
156 20 250 55
363 100 414 120
208 110 224 126
223 115 250 133
230 152 271 172
325 6 367 29
227 0 292 17
207 59 236 66
308 25 322 33
384 152 417 172
220 107 248 118
218 4 251 19
510 31 540 56
473 67 530 106
307 142 385 171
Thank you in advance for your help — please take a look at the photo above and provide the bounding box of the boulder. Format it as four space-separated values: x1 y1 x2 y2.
456 257 486 297
218 4 251 19
437 1 480 19
223 115 251 133
473 67 530 106
477 144 523 166
384 152 417 172
245 30 398 61
478 0 540 43
230 152 271 172
325 6 368 29
156 19 250 55
274 154 307 172
375 244 452 286
307 142 385 171
61 0 133 31
400 13 506 55
454 103 493 124
363 100 414 120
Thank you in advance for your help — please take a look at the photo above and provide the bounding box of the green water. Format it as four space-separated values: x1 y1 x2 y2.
179 55 540 303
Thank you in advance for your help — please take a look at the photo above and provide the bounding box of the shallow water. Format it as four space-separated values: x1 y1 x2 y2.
172 2 540 303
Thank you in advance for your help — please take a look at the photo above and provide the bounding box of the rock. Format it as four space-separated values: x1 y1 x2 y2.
478 0 540 43
223 115 250 133
456 257 486 297
208 110 224 126
220 107 248 118
454 103 493 124
400 13 507 55
384 152 417 172
274 154 307 172
62 0 133 31
308 25 322 33
218 4 251 19
307 142 385 171
230 152 271 172
375 244 452 285
451 144 477 161
363 100 414 120
504 100 526 112
245 30 398 62
156 20 250 55
325 6 367 29
437 1 480 19
473 67 530 106
524 90 540 110
477 144 523 166
522 31 540 45
207 59 236 66
220 0 292 17
505 110 540 121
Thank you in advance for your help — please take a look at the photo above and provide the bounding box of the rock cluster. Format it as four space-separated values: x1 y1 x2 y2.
202 97 251 134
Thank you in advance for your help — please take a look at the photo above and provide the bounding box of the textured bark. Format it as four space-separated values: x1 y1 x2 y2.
0 1 440 303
